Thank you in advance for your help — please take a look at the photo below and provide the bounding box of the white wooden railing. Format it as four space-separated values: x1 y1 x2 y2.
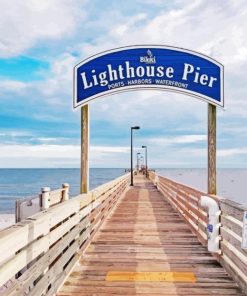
149 171 247 294
15 183 69 222
0 173 130 296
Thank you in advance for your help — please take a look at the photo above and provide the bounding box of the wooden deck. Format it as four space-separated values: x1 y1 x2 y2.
57 176 243 296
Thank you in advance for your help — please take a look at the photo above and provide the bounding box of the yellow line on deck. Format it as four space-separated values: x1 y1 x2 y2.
106 271 196 282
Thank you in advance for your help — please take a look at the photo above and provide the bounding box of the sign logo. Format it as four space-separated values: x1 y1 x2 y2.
74 45 224 109
140 50 156 64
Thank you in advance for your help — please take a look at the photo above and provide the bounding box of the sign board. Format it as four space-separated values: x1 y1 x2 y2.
241 211 247 249
74 45 224 109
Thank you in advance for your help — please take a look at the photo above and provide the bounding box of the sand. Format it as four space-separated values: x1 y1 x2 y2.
0 214 15 230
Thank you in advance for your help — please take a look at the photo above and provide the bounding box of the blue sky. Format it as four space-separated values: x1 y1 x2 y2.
0 0 246 168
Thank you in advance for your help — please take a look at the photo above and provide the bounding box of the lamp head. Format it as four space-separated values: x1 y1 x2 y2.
142 145 146 148
131 126 140 130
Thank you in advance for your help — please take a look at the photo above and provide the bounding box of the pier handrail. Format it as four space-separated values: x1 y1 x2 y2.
15 183 70 222
149 171 247 294
0 173 130 296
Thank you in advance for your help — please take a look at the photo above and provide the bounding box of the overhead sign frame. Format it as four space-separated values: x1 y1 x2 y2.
73 45 224 109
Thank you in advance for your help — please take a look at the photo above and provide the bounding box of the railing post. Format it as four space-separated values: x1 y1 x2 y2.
41 187 51 210
62 183 70 201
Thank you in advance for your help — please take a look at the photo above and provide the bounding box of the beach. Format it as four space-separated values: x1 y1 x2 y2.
0 214 15 230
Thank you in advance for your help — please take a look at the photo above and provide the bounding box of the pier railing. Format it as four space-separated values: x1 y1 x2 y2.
15 183 70 222
0 173 130 296
149 171 247 294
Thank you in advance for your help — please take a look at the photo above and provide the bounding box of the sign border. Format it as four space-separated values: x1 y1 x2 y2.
73 45 224 109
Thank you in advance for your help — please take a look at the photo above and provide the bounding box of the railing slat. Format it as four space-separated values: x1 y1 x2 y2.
0 173 130 295
150 171 247 294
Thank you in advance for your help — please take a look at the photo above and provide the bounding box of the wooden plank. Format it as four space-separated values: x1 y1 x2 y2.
220 254 247 295
49 189 64 205
220 200 245 222
2 224 82 295
0 174 129 268
221 215 243 237
0 173 130 295
57 176 243 296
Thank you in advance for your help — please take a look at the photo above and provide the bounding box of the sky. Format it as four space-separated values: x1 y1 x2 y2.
0 0 246 168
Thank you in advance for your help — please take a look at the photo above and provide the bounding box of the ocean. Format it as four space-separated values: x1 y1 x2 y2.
0 168 125 214
0 168 246 214
156 168 247 205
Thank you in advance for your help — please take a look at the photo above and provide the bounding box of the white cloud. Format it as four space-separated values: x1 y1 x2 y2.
0 144 131 167
91 146 129 153
0 1 247 168
148 135 207 146
218 148 247 157
0 80 27 92
0 0 87 57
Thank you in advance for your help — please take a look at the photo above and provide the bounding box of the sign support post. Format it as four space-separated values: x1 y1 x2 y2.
80 104 89 193
208 103 217 195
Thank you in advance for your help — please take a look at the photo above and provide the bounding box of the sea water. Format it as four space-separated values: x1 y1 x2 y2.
0 168 125 213
0 168 246 214
157 168 247 205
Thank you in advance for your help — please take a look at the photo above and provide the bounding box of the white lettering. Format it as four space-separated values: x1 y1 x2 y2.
182 63 194 80
81 72 93 89
200 74 209 85
208 76 217 87
156 66 164 77
166 67 174 78
99 71 108 86
107 64 118 81
125 61 135 78
136 66 145 77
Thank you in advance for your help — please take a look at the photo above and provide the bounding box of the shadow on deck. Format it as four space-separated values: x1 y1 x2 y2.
57 175 243 296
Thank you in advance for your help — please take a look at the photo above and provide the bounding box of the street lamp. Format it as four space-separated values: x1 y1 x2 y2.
137 152 141 173
130 126 140 186
142 145 148 178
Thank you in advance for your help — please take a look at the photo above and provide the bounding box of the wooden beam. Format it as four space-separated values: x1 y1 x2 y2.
208 103 217 195
81 104 89 193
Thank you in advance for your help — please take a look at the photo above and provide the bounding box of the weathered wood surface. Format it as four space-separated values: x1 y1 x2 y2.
208 103 217 195
150 172 247 295
57 176 243 296
80 104 89 194
153 174 209 246
16 184 70 222
0 173 129 296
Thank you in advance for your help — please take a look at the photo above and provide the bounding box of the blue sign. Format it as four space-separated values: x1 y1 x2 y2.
207 224 213 233
74 46 224 109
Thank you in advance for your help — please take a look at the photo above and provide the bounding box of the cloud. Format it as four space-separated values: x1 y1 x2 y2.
0 80 27 92
218 148 247 157
0 0 87 57
148 135 207 146
0 1 247 168
0 144 131 167
91 146 129 153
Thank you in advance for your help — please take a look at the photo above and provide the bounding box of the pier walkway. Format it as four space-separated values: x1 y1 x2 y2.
57 176 243 295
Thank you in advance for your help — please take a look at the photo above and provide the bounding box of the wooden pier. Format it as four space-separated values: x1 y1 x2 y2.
0 173 247 295
57 176 243 295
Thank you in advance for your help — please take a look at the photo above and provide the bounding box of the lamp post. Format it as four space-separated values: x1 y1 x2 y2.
137 152 141 173
130 126 140 186
142 145 148 178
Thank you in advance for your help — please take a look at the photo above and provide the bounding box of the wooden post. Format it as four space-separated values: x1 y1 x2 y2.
41 187 51 210
208 103 217 195
80 104 89 193
62 183 70 201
